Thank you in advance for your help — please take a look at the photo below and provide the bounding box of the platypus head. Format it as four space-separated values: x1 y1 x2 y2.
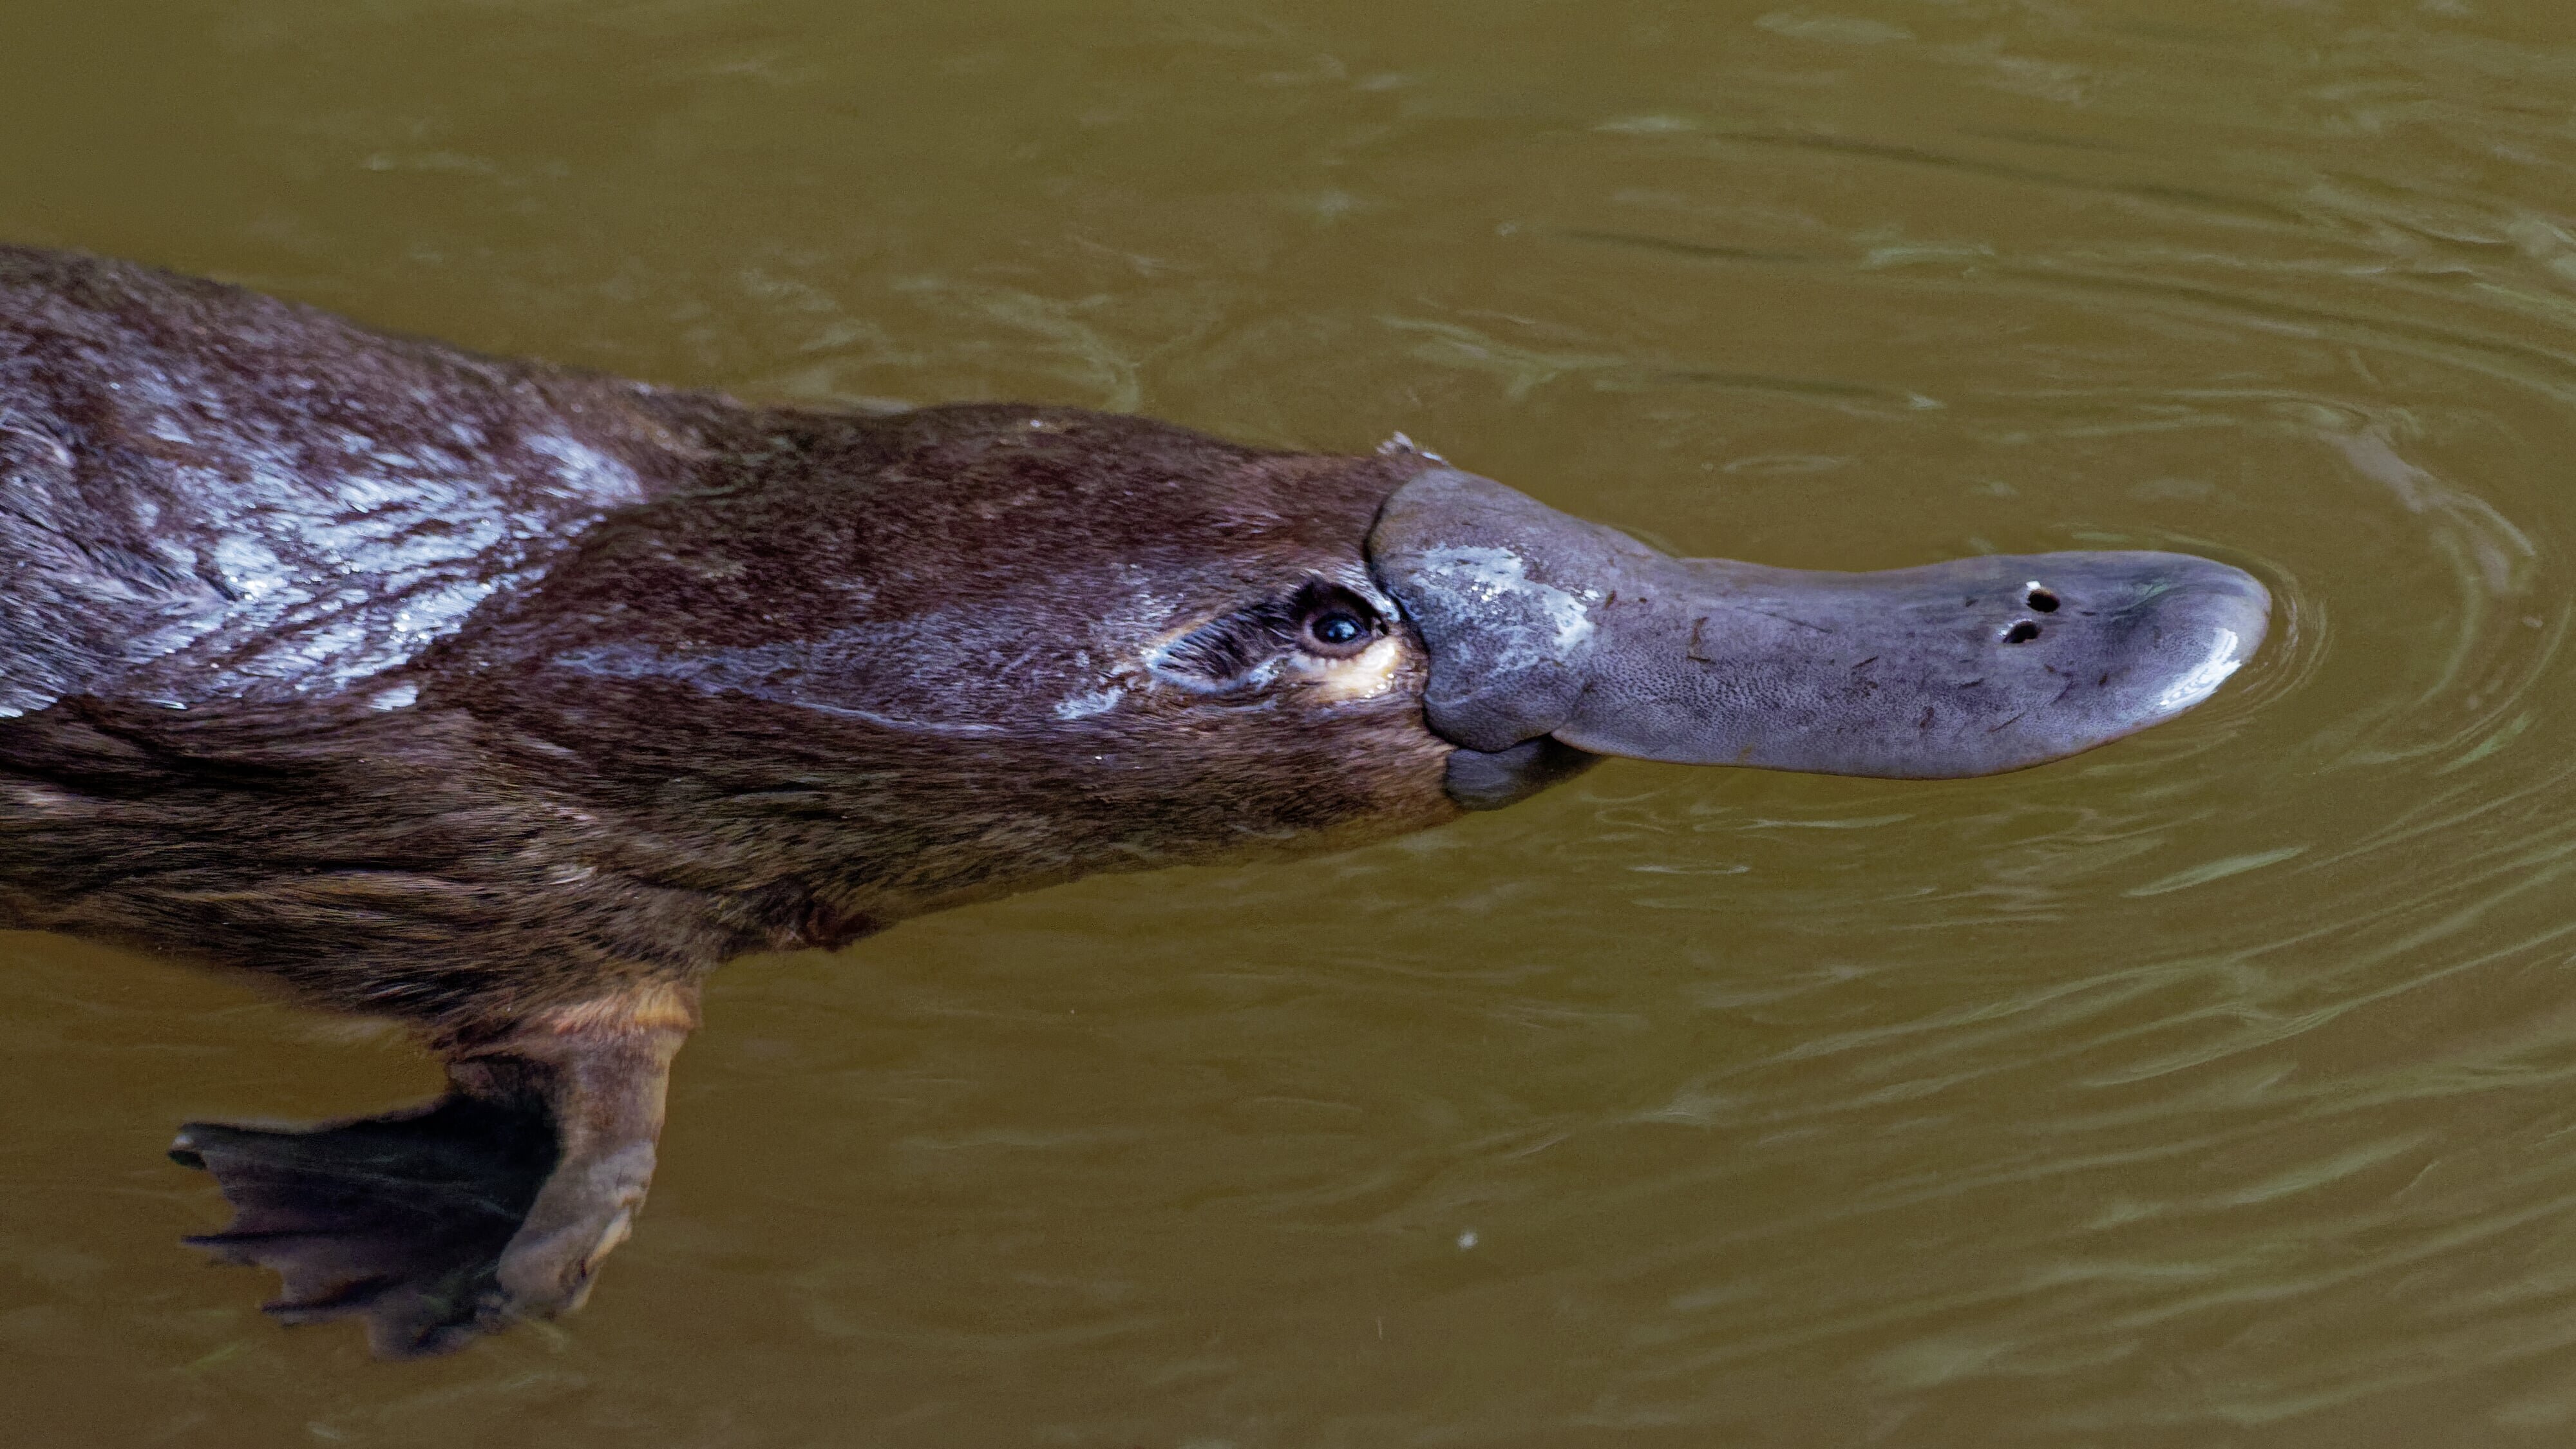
468 404 2266 911
869 411 2265 824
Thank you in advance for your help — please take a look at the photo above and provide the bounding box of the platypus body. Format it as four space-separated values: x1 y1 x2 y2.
0 246 2270 1354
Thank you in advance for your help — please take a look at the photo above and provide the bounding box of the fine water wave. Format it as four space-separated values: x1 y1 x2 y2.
1367 37 2576 1438
17 1 2576 1443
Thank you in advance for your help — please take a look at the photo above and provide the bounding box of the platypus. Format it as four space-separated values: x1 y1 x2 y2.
0 245 2270 1354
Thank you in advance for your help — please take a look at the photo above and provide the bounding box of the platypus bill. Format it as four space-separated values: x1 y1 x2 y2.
0 246 2270 1356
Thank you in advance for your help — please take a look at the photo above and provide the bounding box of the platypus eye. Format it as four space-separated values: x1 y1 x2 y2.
1298 590 1380 659
1153 580 1384 688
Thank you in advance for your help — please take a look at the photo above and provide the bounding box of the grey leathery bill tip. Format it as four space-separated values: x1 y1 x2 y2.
1367 468 2271 780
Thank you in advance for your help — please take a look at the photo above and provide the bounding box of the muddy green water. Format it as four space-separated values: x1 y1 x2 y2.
5 1 2576 1443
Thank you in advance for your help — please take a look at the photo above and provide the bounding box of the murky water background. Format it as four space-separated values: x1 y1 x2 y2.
6 0 2576 1441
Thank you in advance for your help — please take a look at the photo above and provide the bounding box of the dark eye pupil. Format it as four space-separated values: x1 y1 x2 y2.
1312 612 1365 645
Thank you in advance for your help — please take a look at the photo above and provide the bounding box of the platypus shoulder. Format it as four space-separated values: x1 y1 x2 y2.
0 244 715 715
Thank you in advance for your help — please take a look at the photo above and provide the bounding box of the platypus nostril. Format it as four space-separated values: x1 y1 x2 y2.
2003 620 2042 644
2024 585 2060 612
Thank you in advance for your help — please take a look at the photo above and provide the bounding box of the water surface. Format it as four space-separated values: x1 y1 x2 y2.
7 1 2576 1443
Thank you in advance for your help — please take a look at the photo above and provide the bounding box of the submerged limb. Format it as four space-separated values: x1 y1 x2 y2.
173 980 699 1356
451 981 697 1320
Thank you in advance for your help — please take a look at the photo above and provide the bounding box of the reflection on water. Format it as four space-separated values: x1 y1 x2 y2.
9 0 2576 1441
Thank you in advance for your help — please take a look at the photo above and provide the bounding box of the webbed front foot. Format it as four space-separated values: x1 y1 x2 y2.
174 982 697 1356
172 1094 558 1357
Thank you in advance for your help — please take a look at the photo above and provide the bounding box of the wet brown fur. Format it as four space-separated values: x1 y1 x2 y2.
0 247 1460 1047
